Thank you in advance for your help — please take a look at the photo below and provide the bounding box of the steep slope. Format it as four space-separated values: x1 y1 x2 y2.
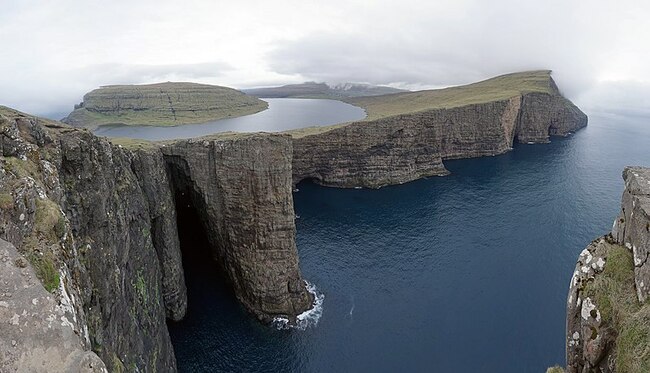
63 82 268 128
244 81 406 98
290 71 587 188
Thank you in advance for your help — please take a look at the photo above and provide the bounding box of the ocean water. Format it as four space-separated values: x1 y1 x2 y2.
92 98 366 140
167 113 650 372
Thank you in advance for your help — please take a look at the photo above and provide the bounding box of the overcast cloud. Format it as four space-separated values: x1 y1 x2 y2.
0 0 649 117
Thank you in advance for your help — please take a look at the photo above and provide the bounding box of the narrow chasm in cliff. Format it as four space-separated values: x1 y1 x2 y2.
165 158 236 314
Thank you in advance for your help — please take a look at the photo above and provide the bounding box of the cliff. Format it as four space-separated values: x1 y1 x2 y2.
564 167 650 372
0 70 588 371
290 71 587 188
0 106 311 372
63 82 268 129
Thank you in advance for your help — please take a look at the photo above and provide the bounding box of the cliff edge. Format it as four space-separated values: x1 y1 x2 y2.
290 70 587 188
563 167 650 372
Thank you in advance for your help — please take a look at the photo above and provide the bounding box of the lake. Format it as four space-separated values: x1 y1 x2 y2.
93 98 366 140
166 107 650 372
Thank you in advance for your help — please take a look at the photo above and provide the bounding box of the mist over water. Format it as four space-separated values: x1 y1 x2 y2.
168 113 650 372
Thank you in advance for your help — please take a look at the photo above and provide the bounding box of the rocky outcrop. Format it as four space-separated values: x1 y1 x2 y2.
0 107 312 371
292 85 586 188
566 167 650 373
0 239 106 372
63 82 268 128
612 167 650 301
161 134 312 322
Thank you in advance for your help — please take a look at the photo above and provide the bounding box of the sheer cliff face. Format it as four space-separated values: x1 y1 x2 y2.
0 109 311 372
566 167 650 373
612 167 650 300
161 135 312 321
0 112 179 371
292 90 587 188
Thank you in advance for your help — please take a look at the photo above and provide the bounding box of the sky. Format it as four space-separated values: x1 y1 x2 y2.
1 0 649 118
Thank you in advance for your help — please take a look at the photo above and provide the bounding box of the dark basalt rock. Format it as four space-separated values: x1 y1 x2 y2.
0 108 312 371
292 88 587 188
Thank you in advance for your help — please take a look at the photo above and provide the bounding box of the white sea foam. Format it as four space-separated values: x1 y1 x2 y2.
272 280 324 330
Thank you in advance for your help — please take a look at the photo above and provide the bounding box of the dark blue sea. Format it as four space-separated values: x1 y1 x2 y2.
167 112 650 372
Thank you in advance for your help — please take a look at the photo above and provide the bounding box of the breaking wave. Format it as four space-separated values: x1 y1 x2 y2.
272 280 324 330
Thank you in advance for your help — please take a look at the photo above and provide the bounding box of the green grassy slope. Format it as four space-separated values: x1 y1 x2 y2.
346 70 556 120
64 82 268 128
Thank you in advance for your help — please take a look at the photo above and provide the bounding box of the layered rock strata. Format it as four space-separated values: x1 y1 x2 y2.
161 135 312 321
292 78 587 188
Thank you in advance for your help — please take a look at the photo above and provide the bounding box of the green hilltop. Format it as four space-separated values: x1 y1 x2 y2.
346 70 558 120
63 82 268 128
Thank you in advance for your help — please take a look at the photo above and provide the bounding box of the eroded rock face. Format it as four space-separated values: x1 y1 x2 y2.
130 149 187 321
0 107 314 371
612 167 650 301
293 90 586 188
566 237 614 373
1 111 179 371
162 134 312 322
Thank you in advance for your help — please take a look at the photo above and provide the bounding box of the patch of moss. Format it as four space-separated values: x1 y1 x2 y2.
111 354 125 373
546 366 565 373
0 192 13 210
35 198 63 238
27 253 60 293
134 271 148 303
583 244 637 323
582 243 650 372
2 156 40 180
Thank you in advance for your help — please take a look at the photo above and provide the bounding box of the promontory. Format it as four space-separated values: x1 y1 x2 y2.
63 82 267 129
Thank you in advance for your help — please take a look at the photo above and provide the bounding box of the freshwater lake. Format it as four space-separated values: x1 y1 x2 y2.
93 98 366 140
112 99 650 372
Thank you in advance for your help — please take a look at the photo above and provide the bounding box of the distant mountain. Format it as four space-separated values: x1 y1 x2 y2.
243 82 407 99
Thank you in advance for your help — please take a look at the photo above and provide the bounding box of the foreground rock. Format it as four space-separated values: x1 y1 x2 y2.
0 239 106 372
565 167 650 373
63 82 268 128
0 106 311 371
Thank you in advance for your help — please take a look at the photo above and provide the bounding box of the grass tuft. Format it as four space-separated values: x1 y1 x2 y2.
582 243 650 372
